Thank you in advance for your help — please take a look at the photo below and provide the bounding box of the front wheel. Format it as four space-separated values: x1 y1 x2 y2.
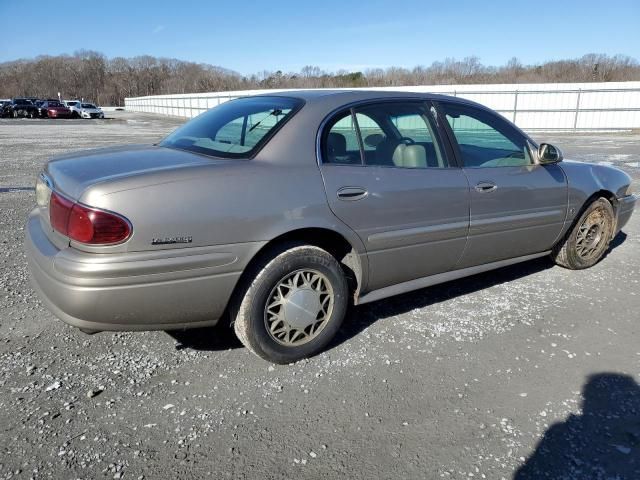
552 197 615 269
232 244 348 364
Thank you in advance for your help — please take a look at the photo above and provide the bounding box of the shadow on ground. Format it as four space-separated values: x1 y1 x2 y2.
169 231 628 353
515 372 640 479
167 321 243 351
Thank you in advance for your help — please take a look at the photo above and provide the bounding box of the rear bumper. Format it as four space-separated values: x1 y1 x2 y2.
616 193 638 233
25 210 264 331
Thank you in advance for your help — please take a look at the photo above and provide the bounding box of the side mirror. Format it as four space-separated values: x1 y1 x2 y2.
538 143 563 164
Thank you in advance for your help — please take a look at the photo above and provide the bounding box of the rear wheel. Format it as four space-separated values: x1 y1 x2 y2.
552 197 615 269
232 244 348 364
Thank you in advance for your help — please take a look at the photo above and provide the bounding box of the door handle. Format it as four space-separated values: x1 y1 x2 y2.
337 186 368 201
475 182 497 193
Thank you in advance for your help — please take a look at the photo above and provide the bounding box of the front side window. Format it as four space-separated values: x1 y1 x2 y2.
322 102 447 169
160 96 302 159
439 102 532 168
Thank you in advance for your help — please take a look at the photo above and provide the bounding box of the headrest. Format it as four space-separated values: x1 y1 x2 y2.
327 132 347 156
364 133 385 148
402 145 427 168
391 143 427 168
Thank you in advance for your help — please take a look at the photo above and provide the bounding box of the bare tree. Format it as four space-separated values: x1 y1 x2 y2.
1 53 639 105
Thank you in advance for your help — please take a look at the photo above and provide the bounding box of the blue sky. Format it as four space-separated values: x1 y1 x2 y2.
1 0 638 75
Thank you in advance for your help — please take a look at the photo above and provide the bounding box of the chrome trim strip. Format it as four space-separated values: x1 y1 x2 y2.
470 209 565 228
367 221 468 245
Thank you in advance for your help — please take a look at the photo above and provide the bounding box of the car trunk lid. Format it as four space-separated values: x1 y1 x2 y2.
46 144 216 200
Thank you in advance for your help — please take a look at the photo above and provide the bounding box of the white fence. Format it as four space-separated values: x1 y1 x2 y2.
125 81 640 130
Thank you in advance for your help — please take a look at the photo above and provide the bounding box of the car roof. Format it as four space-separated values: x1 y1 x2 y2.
253 89 497 119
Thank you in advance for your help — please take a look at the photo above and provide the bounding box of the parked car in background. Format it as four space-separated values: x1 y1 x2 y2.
38 100 72 119
3 98 39 118
64 100 80 116
0 99 11 117
76 103 104 119
33 100 46 117
25 91 638 363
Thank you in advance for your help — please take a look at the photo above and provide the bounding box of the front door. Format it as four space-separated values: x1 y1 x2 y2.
319 101 470 292
436 101 567 268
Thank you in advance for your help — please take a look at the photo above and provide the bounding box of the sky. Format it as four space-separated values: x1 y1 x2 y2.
1 0 639 75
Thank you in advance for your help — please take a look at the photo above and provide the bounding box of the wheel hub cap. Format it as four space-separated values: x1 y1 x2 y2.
264 269 334 346
282 288 322 329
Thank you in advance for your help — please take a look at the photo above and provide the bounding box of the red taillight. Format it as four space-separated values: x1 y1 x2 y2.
49 191 73 233
49 191 131 245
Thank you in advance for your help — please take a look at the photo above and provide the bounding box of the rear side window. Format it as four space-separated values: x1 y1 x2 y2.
323 111 363 165
160 96 303 159
439 102 532 168
323 102 447 169
356 113 385 152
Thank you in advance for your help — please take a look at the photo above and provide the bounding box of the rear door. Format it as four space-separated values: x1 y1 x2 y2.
319 101 470 292
436 101 567 268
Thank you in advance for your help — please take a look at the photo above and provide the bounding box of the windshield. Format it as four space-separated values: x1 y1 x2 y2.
159 96 303 159
15 100 31 105
67 101 78 106
48 101 63 107
81 103 96 108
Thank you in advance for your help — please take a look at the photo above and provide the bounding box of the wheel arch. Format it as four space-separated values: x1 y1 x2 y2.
229 227 366 316
579 189 618 233
557 189 618 252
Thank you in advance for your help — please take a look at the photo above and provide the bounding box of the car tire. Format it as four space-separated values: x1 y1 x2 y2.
551 197 615 269
232 243 348 364
29 110 37 119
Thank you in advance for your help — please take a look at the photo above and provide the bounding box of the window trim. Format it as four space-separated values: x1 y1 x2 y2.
317 98 455 170
434 100 537 169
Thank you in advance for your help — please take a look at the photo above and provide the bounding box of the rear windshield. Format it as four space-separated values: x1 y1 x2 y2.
159 96 303 159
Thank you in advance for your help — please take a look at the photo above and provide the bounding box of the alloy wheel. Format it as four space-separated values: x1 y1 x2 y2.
264 269 334 346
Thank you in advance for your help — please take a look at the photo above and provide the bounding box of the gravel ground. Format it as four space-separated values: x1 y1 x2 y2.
1 113 639 479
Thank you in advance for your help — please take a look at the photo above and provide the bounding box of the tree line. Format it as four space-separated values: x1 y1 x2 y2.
1 51 639 106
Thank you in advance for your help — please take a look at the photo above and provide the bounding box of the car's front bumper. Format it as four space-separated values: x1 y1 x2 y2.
616 193 638 233
25 210 264 331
